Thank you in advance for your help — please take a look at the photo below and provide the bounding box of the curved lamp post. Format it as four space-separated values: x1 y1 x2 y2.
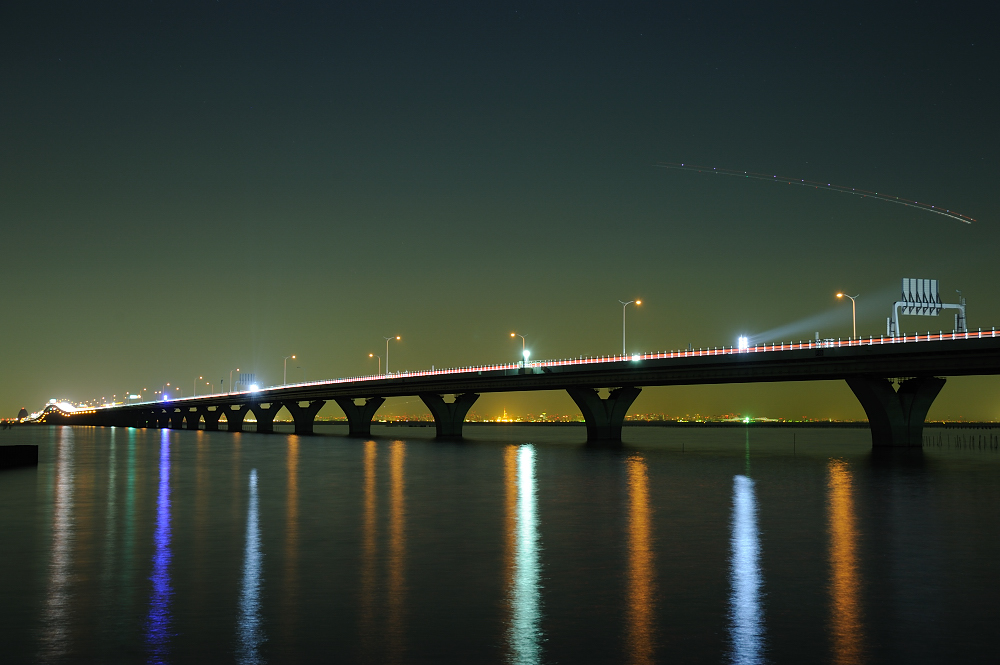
618 299 641 355
383 336 400 375
283 355 296 385
511 333 527 367
836 293 859 338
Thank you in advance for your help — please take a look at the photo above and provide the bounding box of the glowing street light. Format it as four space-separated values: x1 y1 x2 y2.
618 299 642 355
836 292 859 338
193 375 203 397
511 333 528 367
283 355 296 385
383 336 400 375
368 353 381 375
229 368 240 394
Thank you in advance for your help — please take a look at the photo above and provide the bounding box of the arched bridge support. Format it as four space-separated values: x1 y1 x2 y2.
283 400 326 435
169 409 185 429
223 404 251 433
334 397 386 437
198 406 224 431
250 402 285 434
184 408 201 430
418 393 480 439
567 386 642 444
846 375 946 448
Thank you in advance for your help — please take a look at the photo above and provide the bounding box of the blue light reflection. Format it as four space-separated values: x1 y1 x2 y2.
728 475 765 665
237 468 265 664
509 444 542 664
145 430 173 663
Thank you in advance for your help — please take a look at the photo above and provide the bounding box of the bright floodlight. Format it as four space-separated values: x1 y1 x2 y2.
249 384 260 392
523 349 530 360
738 335 749 351
631 353 640 361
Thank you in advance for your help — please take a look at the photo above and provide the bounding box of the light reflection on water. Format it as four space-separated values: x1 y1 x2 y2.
237 468 265 664
39 427 74 662
145 429 173 663
828 459 864 664
728 474 765 665
507 444 542 665
8 425 1000 663
283 437 300 643
360 440 378 651
387 441 407 663
625 454 656 665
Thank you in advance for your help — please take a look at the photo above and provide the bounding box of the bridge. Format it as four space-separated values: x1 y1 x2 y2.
33 330 1000 447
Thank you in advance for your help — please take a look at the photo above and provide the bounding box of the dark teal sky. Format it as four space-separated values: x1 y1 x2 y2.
2 1 997 420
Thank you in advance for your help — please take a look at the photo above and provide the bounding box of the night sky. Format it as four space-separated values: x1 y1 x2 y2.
3 2 997 420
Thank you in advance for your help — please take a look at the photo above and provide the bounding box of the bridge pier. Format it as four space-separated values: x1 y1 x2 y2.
334 397 386 437
283 400 326 434
184 408 201 430
168 409 184 429
567 386 641 444
846 376 946 448
223 404 251 432
419 393 480 439
250 402 285 433
199 406 224 431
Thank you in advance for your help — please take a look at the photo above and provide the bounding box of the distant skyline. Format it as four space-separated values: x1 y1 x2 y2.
2 2 997 420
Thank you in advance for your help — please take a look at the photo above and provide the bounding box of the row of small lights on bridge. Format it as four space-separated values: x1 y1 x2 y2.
65 294 995 409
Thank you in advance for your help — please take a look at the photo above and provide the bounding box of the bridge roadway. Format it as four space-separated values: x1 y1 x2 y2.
44 330 1000 447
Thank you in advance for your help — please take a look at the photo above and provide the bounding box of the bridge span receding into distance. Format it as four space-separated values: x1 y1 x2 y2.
34 330 1000 447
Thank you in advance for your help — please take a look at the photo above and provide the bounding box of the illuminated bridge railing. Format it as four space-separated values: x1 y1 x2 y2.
131 328 1000 406
48 328 996 412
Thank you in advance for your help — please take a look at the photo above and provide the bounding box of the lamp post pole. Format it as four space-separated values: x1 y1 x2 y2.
511 333 526 367
283 355 296 385
229 368 239 394
369 353 381 375
618 299 641 355
383 336 400 375
836 293 859 338
193 376 203 397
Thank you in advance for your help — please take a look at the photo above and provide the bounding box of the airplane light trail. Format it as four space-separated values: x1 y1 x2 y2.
655 163 975 224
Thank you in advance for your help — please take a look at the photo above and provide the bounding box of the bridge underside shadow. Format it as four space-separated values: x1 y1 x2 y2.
847 375 946 448
566 386 641 444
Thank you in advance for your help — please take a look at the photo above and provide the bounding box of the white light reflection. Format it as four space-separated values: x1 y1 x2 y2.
39 428 75 662
146 429 173 663
508 444 543 664
728 475 765 665
237 468 265 664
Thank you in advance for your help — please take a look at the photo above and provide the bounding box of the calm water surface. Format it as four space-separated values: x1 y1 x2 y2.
2 424 1000 664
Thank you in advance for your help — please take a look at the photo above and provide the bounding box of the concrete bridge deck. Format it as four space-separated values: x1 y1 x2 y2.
32 330 1000 447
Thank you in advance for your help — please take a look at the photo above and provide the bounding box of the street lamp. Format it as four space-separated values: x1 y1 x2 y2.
383 336 400 375
836 293 859 338
284 355 296 385
511 333 527 367
369 353 381 375
618 299 642 355
229 368 240 394
193 376 203 397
